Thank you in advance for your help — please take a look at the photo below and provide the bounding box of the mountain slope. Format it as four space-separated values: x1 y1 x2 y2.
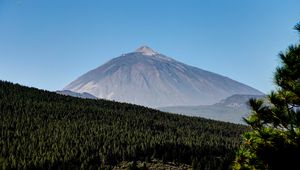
56 90 97 99
63 46 263 108
160 94 265 124
0 80 247 169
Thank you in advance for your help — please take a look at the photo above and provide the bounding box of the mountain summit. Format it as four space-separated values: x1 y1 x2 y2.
135 46 158 56
63 46 263 107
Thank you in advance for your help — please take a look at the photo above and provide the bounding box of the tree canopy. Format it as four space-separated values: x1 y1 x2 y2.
233 22 300 170
0 80 246 170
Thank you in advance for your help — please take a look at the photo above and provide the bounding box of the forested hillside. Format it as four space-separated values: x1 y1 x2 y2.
0 81 247 169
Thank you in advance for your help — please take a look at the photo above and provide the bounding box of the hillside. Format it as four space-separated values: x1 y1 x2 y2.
56 90 97 99
64 46 263 108
0 81 247 169
160 94 265 124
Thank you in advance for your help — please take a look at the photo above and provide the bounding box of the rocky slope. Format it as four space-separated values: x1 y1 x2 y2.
64 46 263 108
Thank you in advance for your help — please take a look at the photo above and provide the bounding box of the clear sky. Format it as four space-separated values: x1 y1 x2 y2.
0 0 299 93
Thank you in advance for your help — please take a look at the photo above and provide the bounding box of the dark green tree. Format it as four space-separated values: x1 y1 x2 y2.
233 22 300 169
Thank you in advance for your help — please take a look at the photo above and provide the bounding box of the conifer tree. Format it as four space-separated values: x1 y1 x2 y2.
233 22 300 169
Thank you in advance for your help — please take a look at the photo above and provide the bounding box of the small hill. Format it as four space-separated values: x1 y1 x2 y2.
0 80 247 169
56 90 97 99
160 94 265 124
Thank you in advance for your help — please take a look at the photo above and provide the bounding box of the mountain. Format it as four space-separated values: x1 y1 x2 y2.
56 90 97 99
160 94 265 124
64 46 263 108
0 80 247 169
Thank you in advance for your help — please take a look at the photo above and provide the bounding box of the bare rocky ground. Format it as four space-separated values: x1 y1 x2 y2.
113 160 192 170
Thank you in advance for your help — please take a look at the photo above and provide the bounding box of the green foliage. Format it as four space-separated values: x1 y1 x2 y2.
0 81 246 169
233 22 300 170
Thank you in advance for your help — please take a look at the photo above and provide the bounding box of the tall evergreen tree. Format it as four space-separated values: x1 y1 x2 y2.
233 22 300 169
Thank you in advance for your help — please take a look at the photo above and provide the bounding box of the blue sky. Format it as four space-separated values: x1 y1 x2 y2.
0 0 299 93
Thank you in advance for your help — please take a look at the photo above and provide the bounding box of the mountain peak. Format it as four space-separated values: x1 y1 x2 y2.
64 47 263 108
135 46 157 56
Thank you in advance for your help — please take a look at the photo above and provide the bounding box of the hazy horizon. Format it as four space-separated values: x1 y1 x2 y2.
0 0 300 93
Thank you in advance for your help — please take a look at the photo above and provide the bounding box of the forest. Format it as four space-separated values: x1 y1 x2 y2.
0 80 247 169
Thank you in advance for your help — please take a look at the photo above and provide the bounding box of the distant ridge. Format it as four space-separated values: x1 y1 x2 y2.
160 94 266 124
64 46 263 108
56 90 97 99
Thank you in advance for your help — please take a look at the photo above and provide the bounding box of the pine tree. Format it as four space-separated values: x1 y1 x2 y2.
233 22 300 169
